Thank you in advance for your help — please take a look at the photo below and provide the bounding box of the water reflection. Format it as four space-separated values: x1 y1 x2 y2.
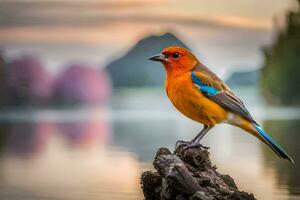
263 120 300 196
0 116 142 200
0 109 299 200
57 120 110 148
4 122 52 157
111 119 179 161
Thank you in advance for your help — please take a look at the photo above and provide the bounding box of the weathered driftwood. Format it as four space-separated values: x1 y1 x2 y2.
141 145 256 200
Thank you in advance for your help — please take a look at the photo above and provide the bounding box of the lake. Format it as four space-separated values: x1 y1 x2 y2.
0 89 299 200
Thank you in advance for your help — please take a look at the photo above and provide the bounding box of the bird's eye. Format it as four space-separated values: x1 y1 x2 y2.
172 52 180 59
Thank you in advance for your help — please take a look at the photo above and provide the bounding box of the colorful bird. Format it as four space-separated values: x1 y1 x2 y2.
149 46 294 163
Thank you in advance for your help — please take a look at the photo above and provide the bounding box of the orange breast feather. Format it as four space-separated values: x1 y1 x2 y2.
165 72 228 126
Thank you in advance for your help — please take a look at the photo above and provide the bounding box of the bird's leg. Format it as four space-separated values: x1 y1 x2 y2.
186 126 213 149
194 125 213 143
176 125 207 146
176 125 212 149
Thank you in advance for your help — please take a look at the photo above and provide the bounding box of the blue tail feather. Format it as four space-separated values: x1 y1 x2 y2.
254 125 294 163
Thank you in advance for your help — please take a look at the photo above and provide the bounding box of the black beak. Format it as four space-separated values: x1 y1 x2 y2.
148 54 168 62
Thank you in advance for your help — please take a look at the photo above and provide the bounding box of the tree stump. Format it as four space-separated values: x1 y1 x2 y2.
141 145 256 200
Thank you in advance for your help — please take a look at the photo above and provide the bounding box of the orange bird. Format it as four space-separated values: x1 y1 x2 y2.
149 46 293 163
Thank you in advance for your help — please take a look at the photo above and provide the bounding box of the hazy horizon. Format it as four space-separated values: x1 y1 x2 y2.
0 0 296 77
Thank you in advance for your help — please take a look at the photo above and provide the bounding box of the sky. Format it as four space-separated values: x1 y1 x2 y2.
0 0 296 76
0 0 294 29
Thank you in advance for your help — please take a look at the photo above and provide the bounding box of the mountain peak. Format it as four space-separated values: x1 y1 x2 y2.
106 32 190 87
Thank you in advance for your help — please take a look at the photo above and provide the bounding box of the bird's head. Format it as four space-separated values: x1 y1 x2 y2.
149 46 199 77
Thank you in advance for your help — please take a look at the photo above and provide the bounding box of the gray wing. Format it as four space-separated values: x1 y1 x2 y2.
208 91 257 124
192 63 257 124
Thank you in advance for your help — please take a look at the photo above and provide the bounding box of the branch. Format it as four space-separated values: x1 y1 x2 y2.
141 145 256 200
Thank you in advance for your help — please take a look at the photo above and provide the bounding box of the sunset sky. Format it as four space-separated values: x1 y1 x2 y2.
0 0 296 76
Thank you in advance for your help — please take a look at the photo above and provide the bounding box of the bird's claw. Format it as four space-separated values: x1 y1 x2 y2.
175 140 209 150
176 140 192 147
183 143 209 150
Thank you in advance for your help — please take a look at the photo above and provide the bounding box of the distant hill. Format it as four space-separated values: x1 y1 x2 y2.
226 69 260 88
0 53 112 107
52 64 111 106
5 55 53 106
260 0 300 105
106 32 190 87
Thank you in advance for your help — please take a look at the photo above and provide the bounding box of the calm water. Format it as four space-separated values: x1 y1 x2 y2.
0 91 299 200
